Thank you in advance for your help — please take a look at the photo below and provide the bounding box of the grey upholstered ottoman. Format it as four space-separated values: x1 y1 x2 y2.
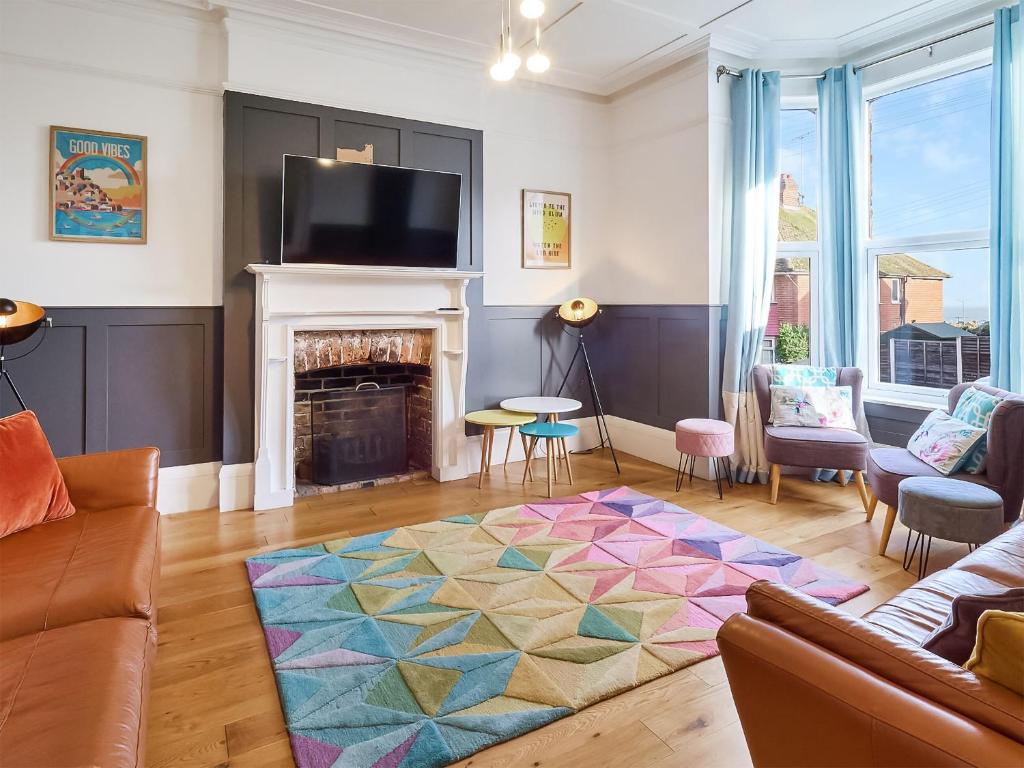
897 476 1004 578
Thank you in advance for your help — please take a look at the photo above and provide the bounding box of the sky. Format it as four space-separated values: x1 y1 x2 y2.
779 65 991 323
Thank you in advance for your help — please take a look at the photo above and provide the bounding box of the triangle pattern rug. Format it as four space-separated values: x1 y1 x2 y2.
247 486 868 768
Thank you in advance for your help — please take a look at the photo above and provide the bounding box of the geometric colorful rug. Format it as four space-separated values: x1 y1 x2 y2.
246 486 868 768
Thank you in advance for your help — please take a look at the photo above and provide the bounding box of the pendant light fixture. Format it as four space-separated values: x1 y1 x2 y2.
520 0 545 19
526 21 550 73
489 0 550 81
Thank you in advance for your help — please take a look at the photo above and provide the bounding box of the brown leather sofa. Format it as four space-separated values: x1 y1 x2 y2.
719 524 1024 767
0 448 160 768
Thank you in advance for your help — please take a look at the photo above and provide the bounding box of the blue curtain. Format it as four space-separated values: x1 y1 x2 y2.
722 69 780 484
991 2 1023 393
817 65 867 368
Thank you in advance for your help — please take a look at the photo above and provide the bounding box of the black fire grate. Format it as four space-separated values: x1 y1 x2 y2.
309 384 407 485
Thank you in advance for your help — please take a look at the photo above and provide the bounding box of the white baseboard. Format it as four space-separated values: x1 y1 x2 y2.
157 416 709 514
219 462 255 512
604 415 712 480
157 462 221 515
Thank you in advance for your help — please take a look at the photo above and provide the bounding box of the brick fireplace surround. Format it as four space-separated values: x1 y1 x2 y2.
293 330 433 489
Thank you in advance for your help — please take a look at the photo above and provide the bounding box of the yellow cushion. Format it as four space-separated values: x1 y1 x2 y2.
964 610 1024 695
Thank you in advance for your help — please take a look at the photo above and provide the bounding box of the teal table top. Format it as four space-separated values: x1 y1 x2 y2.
519 421 579 438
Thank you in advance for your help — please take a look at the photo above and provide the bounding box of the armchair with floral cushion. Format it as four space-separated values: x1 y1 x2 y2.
751 365 871 510
867 382 1024 556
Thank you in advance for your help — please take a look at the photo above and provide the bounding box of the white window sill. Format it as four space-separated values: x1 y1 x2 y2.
863 392 944 411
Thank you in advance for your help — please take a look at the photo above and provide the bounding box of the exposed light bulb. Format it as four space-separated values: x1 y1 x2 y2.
501 51 521 71
520 0 544 19
527 51 550 73
490 60 514 81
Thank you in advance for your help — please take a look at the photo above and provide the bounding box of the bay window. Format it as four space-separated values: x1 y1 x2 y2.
767 107 818 365
864 63 992 402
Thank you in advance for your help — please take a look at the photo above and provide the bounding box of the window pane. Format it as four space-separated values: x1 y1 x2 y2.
876 248 990 389
869 67 991 238
778 109 818 242
766 256 812 364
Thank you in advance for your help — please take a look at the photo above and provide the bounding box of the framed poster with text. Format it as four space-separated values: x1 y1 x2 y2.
50 126 147 243
521 189 570 269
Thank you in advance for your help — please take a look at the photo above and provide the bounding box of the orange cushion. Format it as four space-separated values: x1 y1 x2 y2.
0 411 75 538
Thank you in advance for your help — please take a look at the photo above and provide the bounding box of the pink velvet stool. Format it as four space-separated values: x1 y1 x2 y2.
675 418 735 499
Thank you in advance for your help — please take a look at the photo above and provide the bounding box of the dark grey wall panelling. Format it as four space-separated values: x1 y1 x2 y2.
467 303 725 435
223 92 484 464
0 307 221 467
865 401 929 448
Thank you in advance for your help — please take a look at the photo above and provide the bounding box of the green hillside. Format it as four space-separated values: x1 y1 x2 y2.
779 206 817 241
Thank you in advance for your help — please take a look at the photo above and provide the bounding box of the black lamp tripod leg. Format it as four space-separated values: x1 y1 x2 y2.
557 338 606 447
579 338 619 474
1 366 27 411
555 341 583 398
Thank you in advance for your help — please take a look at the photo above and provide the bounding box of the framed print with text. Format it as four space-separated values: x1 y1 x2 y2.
521 189 570 269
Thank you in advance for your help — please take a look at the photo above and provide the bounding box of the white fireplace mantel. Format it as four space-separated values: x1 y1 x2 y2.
245 263 483 511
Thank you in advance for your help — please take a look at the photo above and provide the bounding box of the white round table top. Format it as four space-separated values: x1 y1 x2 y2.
499 396 582 414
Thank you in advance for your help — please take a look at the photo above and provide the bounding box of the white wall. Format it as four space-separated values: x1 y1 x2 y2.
591 54 717 305
0 0 224 307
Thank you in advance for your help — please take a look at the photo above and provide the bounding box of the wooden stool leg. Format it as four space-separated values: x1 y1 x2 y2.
503 426 515 468
769 463 781 504
852 471 870 514
562 438 574 485
486 426 495 467
521 433 535 480
546 438 554 497
878 505 898 555
522 437 537 485
865 492 878 521
478 427 492 489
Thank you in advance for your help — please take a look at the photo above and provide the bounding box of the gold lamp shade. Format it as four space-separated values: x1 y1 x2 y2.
557 297 599 328
0 300 46 346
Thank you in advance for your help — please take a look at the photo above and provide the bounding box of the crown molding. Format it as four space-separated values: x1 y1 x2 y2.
835 0 1002 59
219 6 612 98
36 0 1000 99
1 51 224 96
46 0 223 32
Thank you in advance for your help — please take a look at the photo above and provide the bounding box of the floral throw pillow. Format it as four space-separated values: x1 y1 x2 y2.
951 386 1003 474
770 385 857 429
771 365 839 388
907 410 986 476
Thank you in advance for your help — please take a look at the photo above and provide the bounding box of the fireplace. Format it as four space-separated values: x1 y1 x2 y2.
245 263 481 511
293 329 433 493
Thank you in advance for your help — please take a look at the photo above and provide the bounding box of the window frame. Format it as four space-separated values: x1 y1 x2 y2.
776 99 822 365
889 278 901 304
861 54 993 407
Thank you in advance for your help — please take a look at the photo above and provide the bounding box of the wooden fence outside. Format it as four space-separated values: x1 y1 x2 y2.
880 336 990 389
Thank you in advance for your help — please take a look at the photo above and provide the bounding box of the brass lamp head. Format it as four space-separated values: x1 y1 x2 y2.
0 300 46 346
557 297 599 328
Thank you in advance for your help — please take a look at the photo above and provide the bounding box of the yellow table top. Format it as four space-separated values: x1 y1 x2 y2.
465 409 537 427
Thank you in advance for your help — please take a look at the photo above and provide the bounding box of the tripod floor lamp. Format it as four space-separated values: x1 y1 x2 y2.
554 297 619 473
0 299 48 411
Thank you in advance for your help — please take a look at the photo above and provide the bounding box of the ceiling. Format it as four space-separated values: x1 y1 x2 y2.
209 0 999 95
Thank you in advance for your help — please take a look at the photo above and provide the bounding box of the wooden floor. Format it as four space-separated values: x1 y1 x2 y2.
148 449 970 768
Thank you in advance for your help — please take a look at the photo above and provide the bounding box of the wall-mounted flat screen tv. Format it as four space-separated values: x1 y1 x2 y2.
281 154 462 269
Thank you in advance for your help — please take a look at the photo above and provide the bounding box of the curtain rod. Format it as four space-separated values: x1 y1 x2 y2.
715 17 995 83
715 66 821 82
